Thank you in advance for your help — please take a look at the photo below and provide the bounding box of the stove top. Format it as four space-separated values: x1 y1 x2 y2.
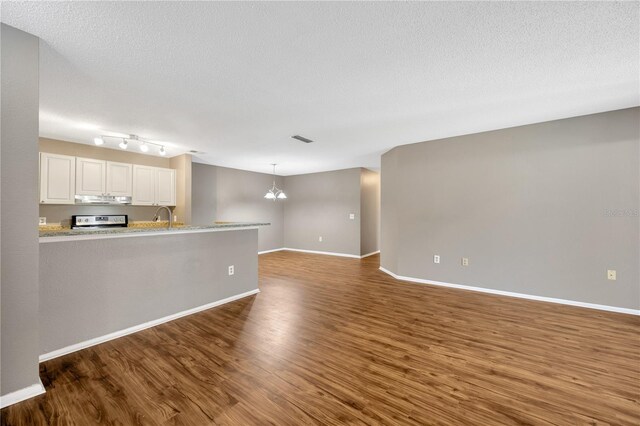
71 215 128 229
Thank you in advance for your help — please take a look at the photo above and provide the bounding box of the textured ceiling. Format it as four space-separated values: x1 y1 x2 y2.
1 1 638 175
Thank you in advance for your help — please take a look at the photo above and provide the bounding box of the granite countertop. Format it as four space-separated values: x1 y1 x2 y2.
38 221 187 232
39 222 270 239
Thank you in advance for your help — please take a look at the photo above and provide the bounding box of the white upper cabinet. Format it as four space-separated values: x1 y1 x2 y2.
40 153 76 204
132 165 176 206
106 161 133 196
40 152 176 206
76 157 106 196
155 168 176 206
132 165 156 205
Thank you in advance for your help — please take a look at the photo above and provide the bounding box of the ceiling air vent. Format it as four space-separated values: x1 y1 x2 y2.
292 135 314 143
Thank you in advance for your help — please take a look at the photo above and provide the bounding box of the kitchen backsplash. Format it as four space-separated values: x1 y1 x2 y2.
39 205 174 226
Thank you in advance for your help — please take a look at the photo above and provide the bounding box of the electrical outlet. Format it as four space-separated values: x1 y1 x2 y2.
39 217 47 225
173 215 178 222
349 213 355 220
434 255 440 264
607 269 616 281
462 257 469 266
319 236 323 242
228 265 234 276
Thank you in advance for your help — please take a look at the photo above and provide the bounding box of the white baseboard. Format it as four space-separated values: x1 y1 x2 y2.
0 379 45 409
281 247 361 259
379 267 640 316
258 248 286 255
39 289 261 362
360 250 380 258
260 248 379 259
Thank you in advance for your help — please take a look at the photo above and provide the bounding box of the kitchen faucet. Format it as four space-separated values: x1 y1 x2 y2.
152 206 173 228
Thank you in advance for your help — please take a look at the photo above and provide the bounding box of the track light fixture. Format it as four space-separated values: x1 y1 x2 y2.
92 134 167 156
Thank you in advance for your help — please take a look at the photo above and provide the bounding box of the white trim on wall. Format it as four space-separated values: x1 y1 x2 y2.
258 248 286 255
39 289 260 362
259 248 380 259
360 250 380 258
0 380 45 409
281 247 361 258
379 267 640 316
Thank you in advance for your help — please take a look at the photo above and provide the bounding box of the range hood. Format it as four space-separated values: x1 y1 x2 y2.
74 195 132 205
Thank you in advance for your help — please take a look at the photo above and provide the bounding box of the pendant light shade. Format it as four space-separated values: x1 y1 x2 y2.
264 164 286 201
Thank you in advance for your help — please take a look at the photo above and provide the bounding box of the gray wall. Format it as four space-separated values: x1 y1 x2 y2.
40 229 258 354
192 164 381 256
191 163 284 252
192 162 218 224
283 168 362 256
381 107 640 310
170 153 192 224
380 150 400 272
360 169 380 256
1 24 41 395
40 137 172 168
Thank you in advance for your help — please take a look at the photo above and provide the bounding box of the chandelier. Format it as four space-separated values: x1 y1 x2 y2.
264 164 287 201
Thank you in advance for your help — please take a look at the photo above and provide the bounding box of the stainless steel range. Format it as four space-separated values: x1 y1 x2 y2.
71 214 128 230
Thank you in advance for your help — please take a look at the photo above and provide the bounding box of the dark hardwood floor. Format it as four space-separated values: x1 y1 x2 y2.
2 252 639 425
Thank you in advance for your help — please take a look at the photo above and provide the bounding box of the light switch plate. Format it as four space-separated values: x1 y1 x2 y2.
319 236 323 242
39 217 47 225
349 213 355 220
607 269 616 281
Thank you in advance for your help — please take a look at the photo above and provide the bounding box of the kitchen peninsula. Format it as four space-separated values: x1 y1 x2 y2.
39 222 268 361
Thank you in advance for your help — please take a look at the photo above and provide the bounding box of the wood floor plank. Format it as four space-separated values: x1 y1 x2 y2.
2 252 639 425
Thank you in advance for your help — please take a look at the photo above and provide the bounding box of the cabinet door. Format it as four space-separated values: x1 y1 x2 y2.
106 161 133 196
76 157 106 196
40 153 76 204
155 168 176 206
132 165 156 205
